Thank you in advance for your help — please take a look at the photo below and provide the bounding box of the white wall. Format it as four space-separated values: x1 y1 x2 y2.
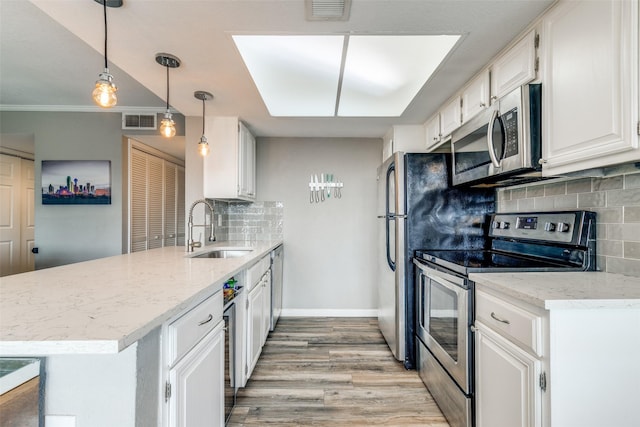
256 137 382 315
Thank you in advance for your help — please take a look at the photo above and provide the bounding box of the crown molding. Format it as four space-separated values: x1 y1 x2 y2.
0 105 176 114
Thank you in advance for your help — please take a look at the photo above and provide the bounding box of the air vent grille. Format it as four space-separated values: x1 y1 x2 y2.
305 0 351 21
122 113 157 130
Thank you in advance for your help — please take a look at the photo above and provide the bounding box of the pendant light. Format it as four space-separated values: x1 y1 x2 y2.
194 91 213 157
156 53 181 138
91 0 121 108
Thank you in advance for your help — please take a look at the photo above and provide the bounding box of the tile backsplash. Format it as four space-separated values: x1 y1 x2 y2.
497 171 640 277
210 200 284 242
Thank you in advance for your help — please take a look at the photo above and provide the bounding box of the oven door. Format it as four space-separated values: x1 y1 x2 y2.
415 259 471 394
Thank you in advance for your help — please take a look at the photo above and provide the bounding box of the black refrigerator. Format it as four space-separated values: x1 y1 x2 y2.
376 152 495 368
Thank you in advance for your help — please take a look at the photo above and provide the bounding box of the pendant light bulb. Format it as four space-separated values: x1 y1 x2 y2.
159 111 176 138
198 136 210 157
92 0 119 108
194 91 214 157
92 70 118 108
156 53 181 139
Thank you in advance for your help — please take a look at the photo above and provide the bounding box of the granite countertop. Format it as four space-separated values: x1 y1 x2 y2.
0 241 282 356
469 271 640 310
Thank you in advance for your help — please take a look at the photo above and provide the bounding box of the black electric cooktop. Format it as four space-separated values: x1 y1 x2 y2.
415 249 582 275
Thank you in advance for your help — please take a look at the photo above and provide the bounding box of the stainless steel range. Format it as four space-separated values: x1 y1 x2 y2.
413 210 596 427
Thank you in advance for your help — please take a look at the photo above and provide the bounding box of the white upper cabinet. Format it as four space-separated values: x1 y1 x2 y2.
540 0 639 175
440 96 462 138
204 117 256 201
424 114 442 151
461 70 490 123
491 29 538 102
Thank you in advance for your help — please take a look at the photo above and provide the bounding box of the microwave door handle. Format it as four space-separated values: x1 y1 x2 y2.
487 109 502 168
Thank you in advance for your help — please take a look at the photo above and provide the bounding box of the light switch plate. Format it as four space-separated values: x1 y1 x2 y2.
45 415 76 427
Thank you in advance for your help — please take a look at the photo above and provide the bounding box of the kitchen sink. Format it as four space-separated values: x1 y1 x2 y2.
191 249 253 259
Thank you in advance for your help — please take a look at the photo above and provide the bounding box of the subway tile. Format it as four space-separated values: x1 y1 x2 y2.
597 239 623 257
607 188 640 207
566 178 592 194
511 187 527 200
608 223 640 241
606 257 640 277
590 207 623 224
553 194 578 210
526 184 545 198
578 191 606 208
534 197 555 211
517 198 535 211
544 182 566 196
596 226 607 240
624 172 640 189
497 189 512 201
624 242 640 260
592 175 623 191
624 206 640 223
596 255 606 272
498 199 518 212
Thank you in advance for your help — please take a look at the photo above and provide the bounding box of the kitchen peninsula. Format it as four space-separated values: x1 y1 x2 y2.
0 240 282 426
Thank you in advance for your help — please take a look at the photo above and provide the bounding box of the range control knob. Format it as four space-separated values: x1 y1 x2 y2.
557 222 570 233
492 221 500 229
544 222 556 232
500 221 510 230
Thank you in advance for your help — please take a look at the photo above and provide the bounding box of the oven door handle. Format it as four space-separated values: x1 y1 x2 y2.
413 258 466 289
487 108 502 169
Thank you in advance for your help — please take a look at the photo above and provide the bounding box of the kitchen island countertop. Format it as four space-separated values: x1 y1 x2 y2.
469 271 640 310
0 241 282 356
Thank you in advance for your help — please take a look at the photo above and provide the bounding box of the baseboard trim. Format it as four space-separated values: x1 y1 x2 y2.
280 309 378 317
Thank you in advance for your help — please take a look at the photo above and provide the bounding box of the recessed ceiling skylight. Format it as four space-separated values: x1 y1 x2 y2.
233 34 460 117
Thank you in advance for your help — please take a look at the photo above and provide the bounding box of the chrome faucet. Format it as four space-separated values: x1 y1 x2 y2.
187 199 216 252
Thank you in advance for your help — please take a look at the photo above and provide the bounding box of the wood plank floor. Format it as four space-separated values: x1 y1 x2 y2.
228 317 449 427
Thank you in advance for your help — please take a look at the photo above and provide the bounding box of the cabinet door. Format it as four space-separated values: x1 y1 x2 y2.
462 70 490 123
168 322 224 427
261 275 271 346
246 283 263 378
491 29 537 101
238 122 256 200
425 114 441 151
541 0 639 175
440 96 462 138
476 323 542 427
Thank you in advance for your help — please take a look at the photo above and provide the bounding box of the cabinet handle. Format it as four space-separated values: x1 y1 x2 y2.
198 314 213 326
491 95 497 101
470 324 478 333
490 312 510 324
479 102 486 107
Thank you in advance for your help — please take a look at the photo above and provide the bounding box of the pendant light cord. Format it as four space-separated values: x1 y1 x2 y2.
103 0 108 69
166 65 170 111
201 98 206 135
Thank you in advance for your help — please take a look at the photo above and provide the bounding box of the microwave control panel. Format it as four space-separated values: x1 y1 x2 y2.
501 107 519 159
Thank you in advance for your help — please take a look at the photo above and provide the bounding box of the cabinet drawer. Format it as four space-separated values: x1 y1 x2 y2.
246 255 270 291
476 290 543 356
167 290 223 366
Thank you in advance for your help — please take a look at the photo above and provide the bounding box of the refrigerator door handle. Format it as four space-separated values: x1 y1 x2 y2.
386 164 396 272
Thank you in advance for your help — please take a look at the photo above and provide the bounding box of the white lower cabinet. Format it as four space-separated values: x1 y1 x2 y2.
168 322 224 427
163 291 225 427
476 323 542 427
246 271 271 379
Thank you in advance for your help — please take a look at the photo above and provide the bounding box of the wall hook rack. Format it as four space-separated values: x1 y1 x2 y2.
309 173 343 203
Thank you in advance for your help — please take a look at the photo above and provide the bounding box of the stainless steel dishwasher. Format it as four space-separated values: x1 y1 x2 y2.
270 245 283 331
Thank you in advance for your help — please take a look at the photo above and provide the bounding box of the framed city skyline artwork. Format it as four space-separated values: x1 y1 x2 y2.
41 160 111 205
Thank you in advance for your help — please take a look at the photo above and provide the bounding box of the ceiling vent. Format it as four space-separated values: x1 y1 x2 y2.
305 0 351 21
122 112 157 130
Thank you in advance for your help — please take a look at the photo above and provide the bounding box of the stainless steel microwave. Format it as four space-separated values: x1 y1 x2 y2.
451 84 542 187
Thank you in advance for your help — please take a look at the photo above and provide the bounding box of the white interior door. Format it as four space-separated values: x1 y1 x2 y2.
0 154 35 276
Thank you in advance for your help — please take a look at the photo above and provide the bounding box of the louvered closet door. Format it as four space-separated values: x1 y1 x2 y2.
164 162 177 247
147 155 164 249
130 149 148 252
176 166 185 247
